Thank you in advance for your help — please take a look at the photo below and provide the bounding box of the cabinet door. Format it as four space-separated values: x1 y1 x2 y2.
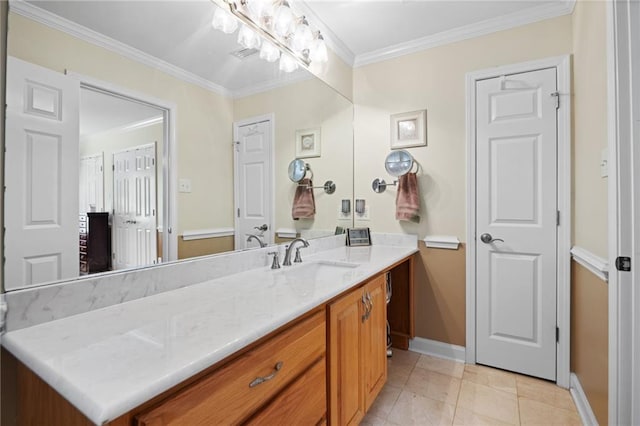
363 274 388 410
329 288 365 426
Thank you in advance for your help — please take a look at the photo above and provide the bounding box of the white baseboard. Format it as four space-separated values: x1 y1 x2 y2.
408 337 466 363
570 373 599 426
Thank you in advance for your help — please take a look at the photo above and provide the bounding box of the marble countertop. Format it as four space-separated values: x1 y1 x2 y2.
2 244 418 425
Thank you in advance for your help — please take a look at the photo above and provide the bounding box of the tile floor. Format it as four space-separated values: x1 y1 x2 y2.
362 349 582 426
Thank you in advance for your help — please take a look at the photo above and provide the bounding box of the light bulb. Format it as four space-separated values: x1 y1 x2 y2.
273 3 294 37
309 35 328 63
245 0 274 21
212 7 238 34
260 39 281 62
279 53 298 72
237 25 261 50
291 20 313 53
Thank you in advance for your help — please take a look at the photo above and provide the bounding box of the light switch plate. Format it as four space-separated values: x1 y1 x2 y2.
601 148 608 178
179 178 192 193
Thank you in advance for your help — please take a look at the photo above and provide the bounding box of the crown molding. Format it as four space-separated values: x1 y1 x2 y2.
232 71 314 99
9 0 233 97
354 0 576 68
296 0 356 67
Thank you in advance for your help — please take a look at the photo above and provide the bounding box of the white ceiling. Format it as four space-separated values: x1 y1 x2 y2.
19 0 574 93
302 0 563 59
80 88 163 137
25 0 312 94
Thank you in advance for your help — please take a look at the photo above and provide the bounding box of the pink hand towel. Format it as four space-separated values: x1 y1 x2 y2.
396 172 420 223
292 178 316 219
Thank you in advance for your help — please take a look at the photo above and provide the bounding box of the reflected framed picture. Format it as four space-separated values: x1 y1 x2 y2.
295 128 321 158
390 110 427 149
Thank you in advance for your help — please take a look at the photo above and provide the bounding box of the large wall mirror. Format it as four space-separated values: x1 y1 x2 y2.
4 0 354 291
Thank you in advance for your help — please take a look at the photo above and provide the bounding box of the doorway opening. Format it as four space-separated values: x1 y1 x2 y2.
75 74 177 272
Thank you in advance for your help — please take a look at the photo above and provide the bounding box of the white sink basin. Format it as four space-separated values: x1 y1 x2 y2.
274 259 359 281
307 260 359 269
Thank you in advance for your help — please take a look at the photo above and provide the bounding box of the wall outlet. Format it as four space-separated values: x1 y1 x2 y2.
179 178 192 193
601 148 608 178
337 203 351 220
355 205 370 221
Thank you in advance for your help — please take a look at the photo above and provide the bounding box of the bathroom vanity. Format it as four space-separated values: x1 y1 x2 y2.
2 236 416 426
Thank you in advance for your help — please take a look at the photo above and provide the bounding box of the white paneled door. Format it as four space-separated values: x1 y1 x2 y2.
112 143 157 270
5 57 80 290
234 118 273 250
475 68 558 380
79 153 104 214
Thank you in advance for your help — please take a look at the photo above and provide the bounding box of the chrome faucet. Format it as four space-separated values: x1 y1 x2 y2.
246 234 267 248
283 238 309 266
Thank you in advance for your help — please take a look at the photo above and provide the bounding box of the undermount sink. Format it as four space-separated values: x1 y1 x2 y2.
307 260 359 269
274 259 359 280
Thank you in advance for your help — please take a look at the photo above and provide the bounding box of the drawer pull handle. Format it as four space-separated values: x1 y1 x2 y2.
249 361 283 388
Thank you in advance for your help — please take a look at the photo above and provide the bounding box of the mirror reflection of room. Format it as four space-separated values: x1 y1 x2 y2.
3 0 354 291
79 87 164 275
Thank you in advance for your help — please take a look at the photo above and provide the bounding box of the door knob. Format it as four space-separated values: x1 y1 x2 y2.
480 233 504 244
254 224 268 232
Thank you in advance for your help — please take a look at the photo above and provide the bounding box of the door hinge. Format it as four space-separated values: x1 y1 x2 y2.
237 208 240 218
112 164 115 171
556 326 560 343
556 210 560 226
615 256 631 271
551 92 560 109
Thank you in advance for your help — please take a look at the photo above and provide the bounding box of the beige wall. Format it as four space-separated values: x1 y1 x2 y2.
352 16 573 343
415 245 466 346
7 13 235 236
233 78 353 236
569 1 609 420
571 261 608 425
309 48 354 102
353 15 573 240
178 236 234 260
572 0 608 258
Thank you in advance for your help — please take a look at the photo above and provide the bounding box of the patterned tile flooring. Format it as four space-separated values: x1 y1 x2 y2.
362 349 582 425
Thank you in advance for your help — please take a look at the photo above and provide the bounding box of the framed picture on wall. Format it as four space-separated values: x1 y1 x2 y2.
295 128 321 158
390 110 427 149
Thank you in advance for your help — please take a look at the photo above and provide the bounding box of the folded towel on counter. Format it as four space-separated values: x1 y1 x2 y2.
396 172 420 223
292 178 316 219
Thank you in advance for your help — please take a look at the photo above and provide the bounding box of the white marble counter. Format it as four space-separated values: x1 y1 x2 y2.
2 243 417 425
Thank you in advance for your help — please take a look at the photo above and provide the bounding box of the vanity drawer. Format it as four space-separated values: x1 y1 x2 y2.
135 311 326 426
247 356 326 425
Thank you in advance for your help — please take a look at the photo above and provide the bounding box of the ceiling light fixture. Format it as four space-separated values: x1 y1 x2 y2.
211 0 328 72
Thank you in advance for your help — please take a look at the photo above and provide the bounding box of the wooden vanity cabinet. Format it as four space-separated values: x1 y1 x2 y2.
135 310 326 426
328 273 387 425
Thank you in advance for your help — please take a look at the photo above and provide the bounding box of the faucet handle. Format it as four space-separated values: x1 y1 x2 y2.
268 251 281 269
294 247 305 263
